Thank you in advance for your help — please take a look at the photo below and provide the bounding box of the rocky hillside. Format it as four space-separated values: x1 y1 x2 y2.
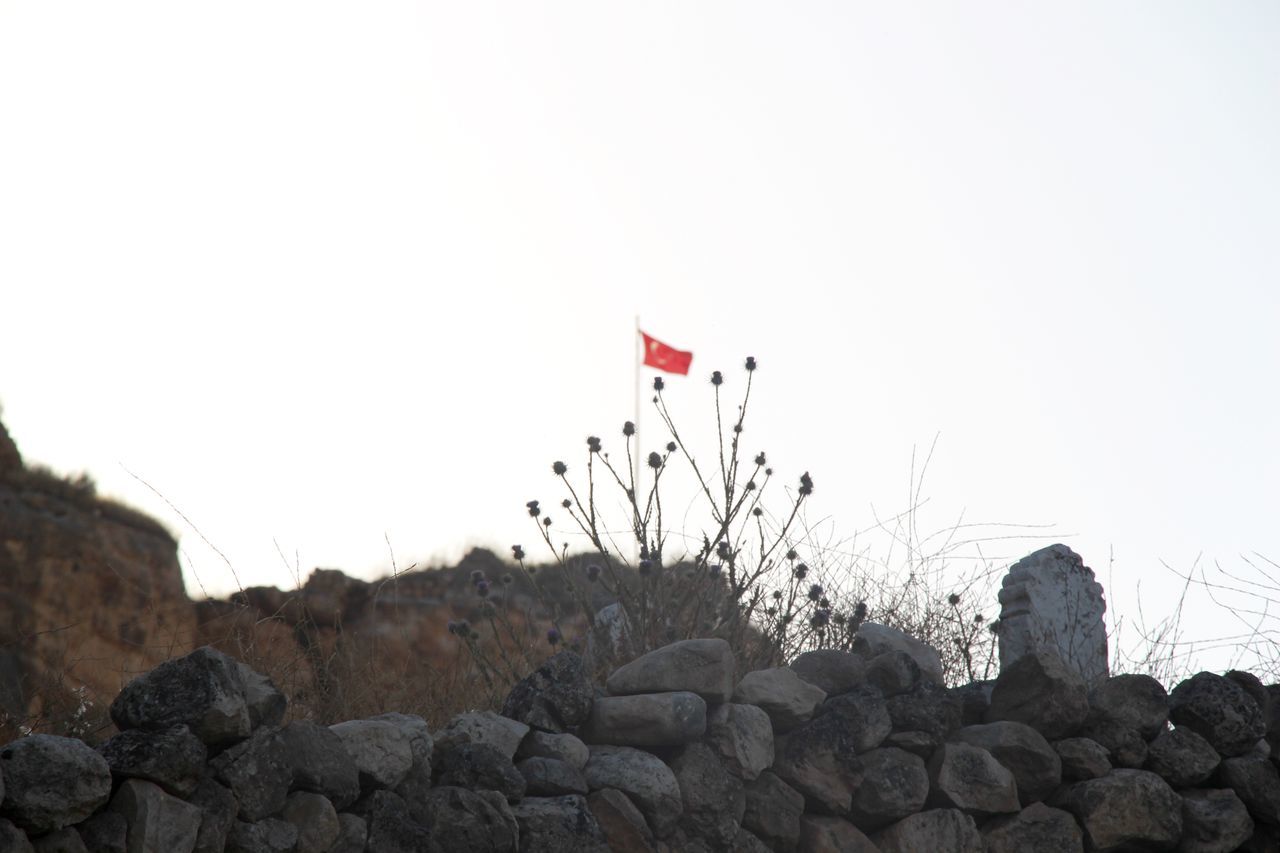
0 415 590 738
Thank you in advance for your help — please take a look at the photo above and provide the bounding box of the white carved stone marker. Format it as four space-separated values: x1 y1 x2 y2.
995 544 1108 685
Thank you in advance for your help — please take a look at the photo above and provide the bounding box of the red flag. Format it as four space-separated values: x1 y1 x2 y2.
640 331 693 375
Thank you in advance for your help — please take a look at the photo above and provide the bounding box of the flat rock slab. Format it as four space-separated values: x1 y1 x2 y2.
580 692 706 747
789 650 867 697
606 639 736 703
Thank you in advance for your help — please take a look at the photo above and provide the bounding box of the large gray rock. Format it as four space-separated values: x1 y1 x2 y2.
812 685 892 752
0 818 33 853
742 771 804 853
1144 727 1220 788
789 650 866 697
582 746 682 838
885 679 962 740
511 795 609 853
865 650 921 697
232 661 286 731
587 788 657 853
33 827 88 852
355 789 439 853
208 726 292 822
771 717 862 815
280 791 340 853
1169 672 1267 758
981 802 1083 853
871 808 983 853
667 743 744 849
1079 716 1149 769
433 711 529 761
109 646 252 748
1054 737 1111 782
995 544 1108 684
797 815 879 853
502 650 594 733
188 776 237 853
413 787 516 853
0 734 112 834
852 623 945 686
328 718 413 791
518 731 590 771
950 720 1061 805
926 742 1020 819
225 817 298 853
1217 753 1280 826
109 779 202 853
703 703 773 781
1054 769 1182 852
580 692 706 747
97 725 207 798
328 814 366 853
436 742 526 803
518 757 588 796
76 810 128 853
987 648 1089 739
1087 673 1169 740
847 747 929 831
732 668 825 732
606 639 736 703
731 828 772 853
1179 788 1254 853
278 720 361 809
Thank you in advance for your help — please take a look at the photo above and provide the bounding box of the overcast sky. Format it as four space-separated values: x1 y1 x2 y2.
2 2 1277 672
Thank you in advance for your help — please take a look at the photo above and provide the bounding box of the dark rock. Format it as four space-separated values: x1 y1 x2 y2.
587 788 657 853
108 779 202 853
189 775 238 853
950 721 1061 806
328 719 413 791
981 802 1083 853
606 639 737 704
703 703 773 781
1086 673 1168 740
75 811 127 853
0 734 112 834
952 681 993 726
813 685 892 751
1053 737 1111 782
233 661 287 731
986 649 1089 739
0 818 33 853
30 827 87 853
1078 717 1148 768
511 795 609 853
518 731 590 770
414 786 517 852
582 746 682 839
847 747 929 830
97 724 207 798
355 790 439 853
580 692 707 748
798 815 880 852
436 742 526 803
789 649 866 696
1053 769 1182 852
926 742 1019 819
225 817 298 853
732 668 825 733
771 714 863 814
1169 671 1266 758
280 790 340 853
667 742 744 849
883 730 939 758
208 725 292 822
865 651 920 697
328 813 367 853
109 646 252 748
278 720 360 809
871 808 983 852
518 757 589 796
1217 753 1280 826
1180 788 1254 853
885 679 961 740
502 650 594 733
741 771 803 853
1145 727 1220 788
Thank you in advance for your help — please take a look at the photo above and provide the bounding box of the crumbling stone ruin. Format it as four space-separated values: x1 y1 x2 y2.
2 608 1279 853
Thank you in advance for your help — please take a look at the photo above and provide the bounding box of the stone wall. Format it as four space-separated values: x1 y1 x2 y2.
1 627 1277 853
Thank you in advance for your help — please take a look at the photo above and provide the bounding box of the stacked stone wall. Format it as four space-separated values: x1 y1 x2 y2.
1 626 1278 852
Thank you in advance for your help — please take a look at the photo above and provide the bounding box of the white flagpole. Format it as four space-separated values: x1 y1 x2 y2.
634 315 642 565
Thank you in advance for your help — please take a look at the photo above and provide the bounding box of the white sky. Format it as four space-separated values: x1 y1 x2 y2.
2 2 1278 670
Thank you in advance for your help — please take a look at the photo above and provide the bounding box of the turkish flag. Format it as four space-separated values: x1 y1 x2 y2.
640 331 693 375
